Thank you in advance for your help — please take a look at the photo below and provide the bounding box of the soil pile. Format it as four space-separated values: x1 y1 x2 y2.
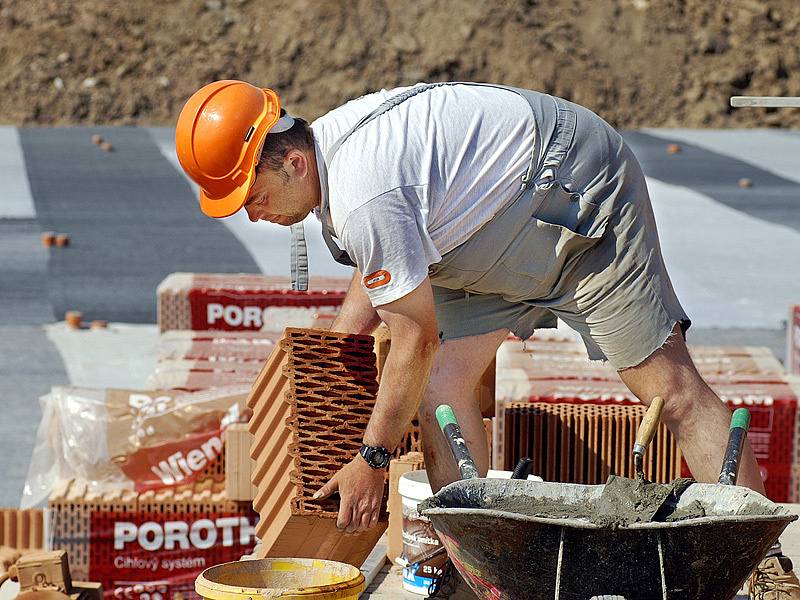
1 0 798 128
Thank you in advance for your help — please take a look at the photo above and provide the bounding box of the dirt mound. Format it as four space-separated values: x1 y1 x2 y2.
1 0 798 128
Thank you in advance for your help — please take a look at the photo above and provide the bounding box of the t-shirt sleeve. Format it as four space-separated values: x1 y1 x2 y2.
339 186 441 306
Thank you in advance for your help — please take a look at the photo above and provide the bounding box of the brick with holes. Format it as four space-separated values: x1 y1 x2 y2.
248 328 405 566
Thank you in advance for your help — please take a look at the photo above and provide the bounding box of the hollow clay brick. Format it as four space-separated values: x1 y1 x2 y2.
224 423 256 501
0 509 44 551
496 401 681 485
247 328 388 566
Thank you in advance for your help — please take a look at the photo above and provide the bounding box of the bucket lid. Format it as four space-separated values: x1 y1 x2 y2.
399 469 542 501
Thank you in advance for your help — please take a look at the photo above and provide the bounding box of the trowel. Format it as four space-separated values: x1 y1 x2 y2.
596 396 694 526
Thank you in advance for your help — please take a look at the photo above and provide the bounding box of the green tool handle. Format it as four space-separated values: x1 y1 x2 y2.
719 408 751 486
436 404 480 480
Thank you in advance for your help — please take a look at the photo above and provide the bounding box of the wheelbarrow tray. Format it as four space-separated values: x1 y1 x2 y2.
419 478 797 600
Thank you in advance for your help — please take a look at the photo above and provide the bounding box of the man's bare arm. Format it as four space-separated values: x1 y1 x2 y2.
330 270 382 335
314 278 439 532
365 278 439 450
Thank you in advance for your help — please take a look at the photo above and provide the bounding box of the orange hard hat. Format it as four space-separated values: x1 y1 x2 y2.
176 80 281 218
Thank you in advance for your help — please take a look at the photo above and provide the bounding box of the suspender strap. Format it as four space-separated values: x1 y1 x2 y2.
320 219 355 267
289 222 309 291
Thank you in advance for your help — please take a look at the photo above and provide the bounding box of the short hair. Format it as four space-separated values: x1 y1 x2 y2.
256 112 314 176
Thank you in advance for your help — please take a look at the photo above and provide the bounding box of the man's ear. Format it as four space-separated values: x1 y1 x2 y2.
284 149 309 179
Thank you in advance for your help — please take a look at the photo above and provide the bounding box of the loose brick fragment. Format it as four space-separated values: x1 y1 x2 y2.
41 232 56 248
739 177 752 188
65 311 82 329
91 134 103 145
55 234 70 247
99 142 113 152
666 143 681 154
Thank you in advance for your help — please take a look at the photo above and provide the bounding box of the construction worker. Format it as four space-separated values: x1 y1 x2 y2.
176 80 798 598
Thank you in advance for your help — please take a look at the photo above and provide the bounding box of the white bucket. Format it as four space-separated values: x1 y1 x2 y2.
398 469 542 595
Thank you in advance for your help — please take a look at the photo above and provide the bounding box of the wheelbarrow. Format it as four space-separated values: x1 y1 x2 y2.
419 405 797 599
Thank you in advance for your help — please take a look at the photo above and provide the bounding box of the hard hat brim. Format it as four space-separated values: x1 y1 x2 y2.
199 178 252 219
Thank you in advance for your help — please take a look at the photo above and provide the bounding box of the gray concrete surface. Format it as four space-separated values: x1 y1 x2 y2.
18 127 260 323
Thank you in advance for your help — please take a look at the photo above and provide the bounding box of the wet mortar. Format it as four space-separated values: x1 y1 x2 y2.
423 476 771 527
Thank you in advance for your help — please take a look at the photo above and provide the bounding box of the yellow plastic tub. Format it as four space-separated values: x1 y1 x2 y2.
195 558 365 600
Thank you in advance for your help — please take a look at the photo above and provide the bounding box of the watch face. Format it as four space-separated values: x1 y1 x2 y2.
362 445 391 469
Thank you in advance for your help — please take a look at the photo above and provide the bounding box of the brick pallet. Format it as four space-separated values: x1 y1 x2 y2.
495 377 798 501
157 273 349 332
48 479 256 599
248 328 388 567
790 304 800 375
498 338 787 383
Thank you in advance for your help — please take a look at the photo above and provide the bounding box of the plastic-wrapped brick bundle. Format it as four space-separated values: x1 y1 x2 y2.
22 386 249 508
48 478 257 598
156 273 350 332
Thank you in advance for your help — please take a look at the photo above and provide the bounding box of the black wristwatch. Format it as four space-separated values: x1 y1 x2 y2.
359 444 392 469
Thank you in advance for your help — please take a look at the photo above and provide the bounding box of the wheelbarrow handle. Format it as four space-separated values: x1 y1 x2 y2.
719 408 751 486
435 404 480 480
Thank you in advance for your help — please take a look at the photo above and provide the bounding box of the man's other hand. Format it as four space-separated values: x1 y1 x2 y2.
313 455 385 533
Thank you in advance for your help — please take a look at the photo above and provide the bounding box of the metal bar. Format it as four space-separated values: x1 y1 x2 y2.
658 532 668 600
730 96 800 108
554 527 565 599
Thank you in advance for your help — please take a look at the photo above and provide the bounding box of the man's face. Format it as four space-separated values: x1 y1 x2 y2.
243 150 318 226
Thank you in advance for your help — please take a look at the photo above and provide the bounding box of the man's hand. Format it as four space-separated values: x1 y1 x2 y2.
313 455 385 533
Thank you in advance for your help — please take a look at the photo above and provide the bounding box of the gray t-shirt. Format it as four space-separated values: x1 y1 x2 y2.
311 83 535 306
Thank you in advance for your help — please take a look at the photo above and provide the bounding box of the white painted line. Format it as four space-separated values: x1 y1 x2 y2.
149 128 353 278
45 322 159 388
648 176 800 329
0 126 36 218
731 96 800 108
642 129 800 185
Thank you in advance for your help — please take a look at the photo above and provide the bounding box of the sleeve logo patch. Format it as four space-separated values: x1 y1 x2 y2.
363 270 392 289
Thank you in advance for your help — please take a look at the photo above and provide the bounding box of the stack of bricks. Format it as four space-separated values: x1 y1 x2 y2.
496 402 681 484
48 478 256 595
157 273 350 333
497 336 787 385
0 509 44 552
495 334 798 501
790 304 800 375
157 330 282 362
248 328 396 566
148 331 283 390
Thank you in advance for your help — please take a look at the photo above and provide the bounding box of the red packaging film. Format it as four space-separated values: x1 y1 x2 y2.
157 273 350 332
49 480 257 600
